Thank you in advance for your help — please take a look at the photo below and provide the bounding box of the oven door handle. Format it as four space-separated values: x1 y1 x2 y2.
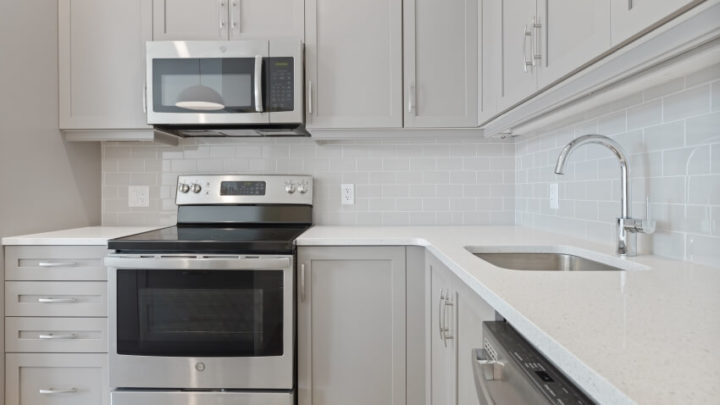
105 256 290 270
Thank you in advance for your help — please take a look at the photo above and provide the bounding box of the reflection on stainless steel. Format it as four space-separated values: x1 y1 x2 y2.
554 134 655 256
471 252 622 271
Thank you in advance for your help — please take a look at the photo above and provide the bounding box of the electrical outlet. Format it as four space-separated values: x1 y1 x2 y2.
549 183 559 210
128 186 150 208
341 184 354 205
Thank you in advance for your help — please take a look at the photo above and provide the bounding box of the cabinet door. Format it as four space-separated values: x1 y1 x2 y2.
58 0 151 129
429 258 458 405
537 0 611 87
228 0 304 40
305 0 403 128
153 0 229 40
497 0 539 111
5 353 108 405
297 247 406 405
610 0 696 45
457 284 496 405
404 0 478 127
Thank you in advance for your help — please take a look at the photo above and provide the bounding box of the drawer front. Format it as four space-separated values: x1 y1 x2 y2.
6 353 109 405
6 317 108 353
5 282 107 317
4 246 108 281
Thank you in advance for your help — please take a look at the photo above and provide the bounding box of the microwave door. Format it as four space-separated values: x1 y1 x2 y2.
146 41 269 125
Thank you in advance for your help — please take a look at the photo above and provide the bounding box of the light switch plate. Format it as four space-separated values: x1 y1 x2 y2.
341 184 354 205
128 186 150 208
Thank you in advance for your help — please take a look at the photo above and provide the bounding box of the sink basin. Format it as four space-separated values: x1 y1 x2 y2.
464 247 634 271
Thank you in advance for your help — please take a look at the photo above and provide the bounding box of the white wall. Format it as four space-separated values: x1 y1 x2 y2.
516 64 720 267
0 0 102 396
101 137 516 226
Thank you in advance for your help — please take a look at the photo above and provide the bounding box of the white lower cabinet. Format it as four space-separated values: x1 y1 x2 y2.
5 353 109 405
427 251 496 405
297 246 406 405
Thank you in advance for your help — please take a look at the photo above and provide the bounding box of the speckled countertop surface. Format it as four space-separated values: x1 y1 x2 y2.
1 226 161 246
297 226 720 405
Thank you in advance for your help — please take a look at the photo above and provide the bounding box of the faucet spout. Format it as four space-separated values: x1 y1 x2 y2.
553 134 652 256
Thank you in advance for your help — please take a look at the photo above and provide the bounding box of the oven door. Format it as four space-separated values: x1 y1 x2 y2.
106 254 293 390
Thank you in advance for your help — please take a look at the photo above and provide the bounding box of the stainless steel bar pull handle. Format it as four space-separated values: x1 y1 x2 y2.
230 0 240 35
408 83 416 114
38 261 76 267
472 348 501 405
438 289 445 340
532 16 542 65
39 388 78 395
218 0 228 37
522 25 533 72
39 333 78 340
142 82 147 113
300 263 306 301
254 55 263 112
443 295 454 341
628 0 633 10
37 297 77 304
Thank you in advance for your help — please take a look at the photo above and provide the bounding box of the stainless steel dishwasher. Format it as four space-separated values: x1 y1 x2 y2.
473 321 595 405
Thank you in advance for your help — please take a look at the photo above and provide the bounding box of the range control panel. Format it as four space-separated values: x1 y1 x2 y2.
176 175 313 206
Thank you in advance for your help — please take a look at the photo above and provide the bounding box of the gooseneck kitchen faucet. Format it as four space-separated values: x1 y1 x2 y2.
554 134 655 256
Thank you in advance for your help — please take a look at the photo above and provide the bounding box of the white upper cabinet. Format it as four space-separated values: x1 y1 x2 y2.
305 0 403 128
58 0 151 129
228 0 304 39
153 0 229 40
537 0 611 87
610 0 697 45
153 0 304 40
404 0 478 127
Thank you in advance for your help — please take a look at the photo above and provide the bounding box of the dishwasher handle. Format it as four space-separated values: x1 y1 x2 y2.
472 348 504 405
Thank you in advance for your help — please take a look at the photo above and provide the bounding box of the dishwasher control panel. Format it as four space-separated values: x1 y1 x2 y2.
483 322 595 405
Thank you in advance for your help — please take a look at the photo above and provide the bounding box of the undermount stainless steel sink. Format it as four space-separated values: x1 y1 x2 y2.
465 248 627 271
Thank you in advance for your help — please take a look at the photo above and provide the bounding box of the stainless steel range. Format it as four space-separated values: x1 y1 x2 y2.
105 174 312 405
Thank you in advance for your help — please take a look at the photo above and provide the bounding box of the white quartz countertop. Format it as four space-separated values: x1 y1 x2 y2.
297 226 720 405
1 226 161 246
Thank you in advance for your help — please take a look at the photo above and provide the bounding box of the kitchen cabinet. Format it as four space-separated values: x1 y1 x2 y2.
611 0 698 45
427 251 496 405
4 245 109 405
5 354 109 405
493 0 611 111
429 254 458 405
152 0 304 40
297 246 406 405
403 0 478 127
305 0 403 129
58 0 151 130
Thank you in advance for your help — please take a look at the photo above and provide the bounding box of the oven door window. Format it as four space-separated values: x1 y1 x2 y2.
116 270 283 357
152 58 257 113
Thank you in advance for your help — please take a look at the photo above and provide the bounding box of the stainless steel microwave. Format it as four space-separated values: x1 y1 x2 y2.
146 40 306 137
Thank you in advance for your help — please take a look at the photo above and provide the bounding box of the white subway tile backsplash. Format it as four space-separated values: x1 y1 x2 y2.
516 69 720 265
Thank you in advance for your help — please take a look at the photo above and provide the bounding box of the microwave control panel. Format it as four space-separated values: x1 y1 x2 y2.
265 57 294 112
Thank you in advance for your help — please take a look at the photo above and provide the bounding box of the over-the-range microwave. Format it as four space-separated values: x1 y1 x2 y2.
146 39 307 137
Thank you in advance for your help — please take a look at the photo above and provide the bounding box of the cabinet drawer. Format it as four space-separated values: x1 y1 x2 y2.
5 317 108 353
5 282 107 317
4 246 108 281
6 353 109 405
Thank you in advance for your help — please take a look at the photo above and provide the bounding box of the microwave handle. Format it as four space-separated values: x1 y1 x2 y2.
254 55 263 112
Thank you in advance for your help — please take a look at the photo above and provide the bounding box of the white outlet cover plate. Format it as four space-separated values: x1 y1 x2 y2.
128 185 150 208
341 184 354 205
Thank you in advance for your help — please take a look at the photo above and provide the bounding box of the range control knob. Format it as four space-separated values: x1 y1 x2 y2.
297 182 308 194
179 183 191 193
192 184 202 193
285 182 296 194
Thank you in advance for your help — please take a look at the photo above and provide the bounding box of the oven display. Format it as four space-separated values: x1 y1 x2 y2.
220 181 266 196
